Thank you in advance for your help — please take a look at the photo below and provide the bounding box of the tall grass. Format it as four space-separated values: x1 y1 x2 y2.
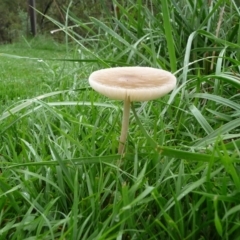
1 0 240 239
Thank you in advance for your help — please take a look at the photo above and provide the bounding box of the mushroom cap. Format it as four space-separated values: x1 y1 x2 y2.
89 66 176 101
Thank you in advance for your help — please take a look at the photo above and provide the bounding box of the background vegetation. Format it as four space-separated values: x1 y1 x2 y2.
0 0 115 43
1 0 240 239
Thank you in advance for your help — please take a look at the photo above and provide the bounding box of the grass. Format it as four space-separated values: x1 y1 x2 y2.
1 0 240 239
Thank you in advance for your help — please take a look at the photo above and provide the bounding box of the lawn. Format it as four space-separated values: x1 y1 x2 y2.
1 0 240 239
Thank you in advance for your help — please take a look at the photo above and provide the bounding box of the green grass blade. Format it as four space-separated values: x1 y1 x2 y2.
160 0 177 72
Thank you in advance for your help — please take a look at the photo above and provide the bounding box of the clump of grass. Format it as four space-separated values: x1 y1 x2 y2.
1 0 240 239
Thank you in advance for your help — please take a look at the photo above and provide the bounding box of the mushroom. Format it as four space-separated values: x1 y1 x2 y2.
89 66 176 154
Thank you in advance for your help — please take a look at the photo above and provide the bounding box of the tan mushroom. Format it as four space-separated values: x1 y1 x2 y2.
89 66 176 154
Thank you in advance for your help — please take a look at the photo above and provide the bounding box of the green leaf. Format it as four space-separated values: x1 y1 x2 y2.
161 0 177 72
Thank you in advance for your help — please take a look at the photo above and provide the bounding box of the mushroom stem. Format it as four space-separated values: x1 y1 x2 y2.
118 97 131 154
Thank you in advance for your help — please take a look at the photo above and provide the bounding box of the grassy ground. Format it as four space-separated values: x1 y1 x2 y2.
0 37 77 108
1 0 240 239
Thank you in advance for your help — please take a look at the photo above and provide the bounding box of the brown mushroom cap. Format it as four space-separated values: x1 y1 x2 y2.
89 66 176 101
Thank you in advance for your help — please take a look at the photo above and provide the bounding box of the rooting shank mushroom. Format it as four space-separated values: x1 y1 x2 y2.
89 66 176 154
